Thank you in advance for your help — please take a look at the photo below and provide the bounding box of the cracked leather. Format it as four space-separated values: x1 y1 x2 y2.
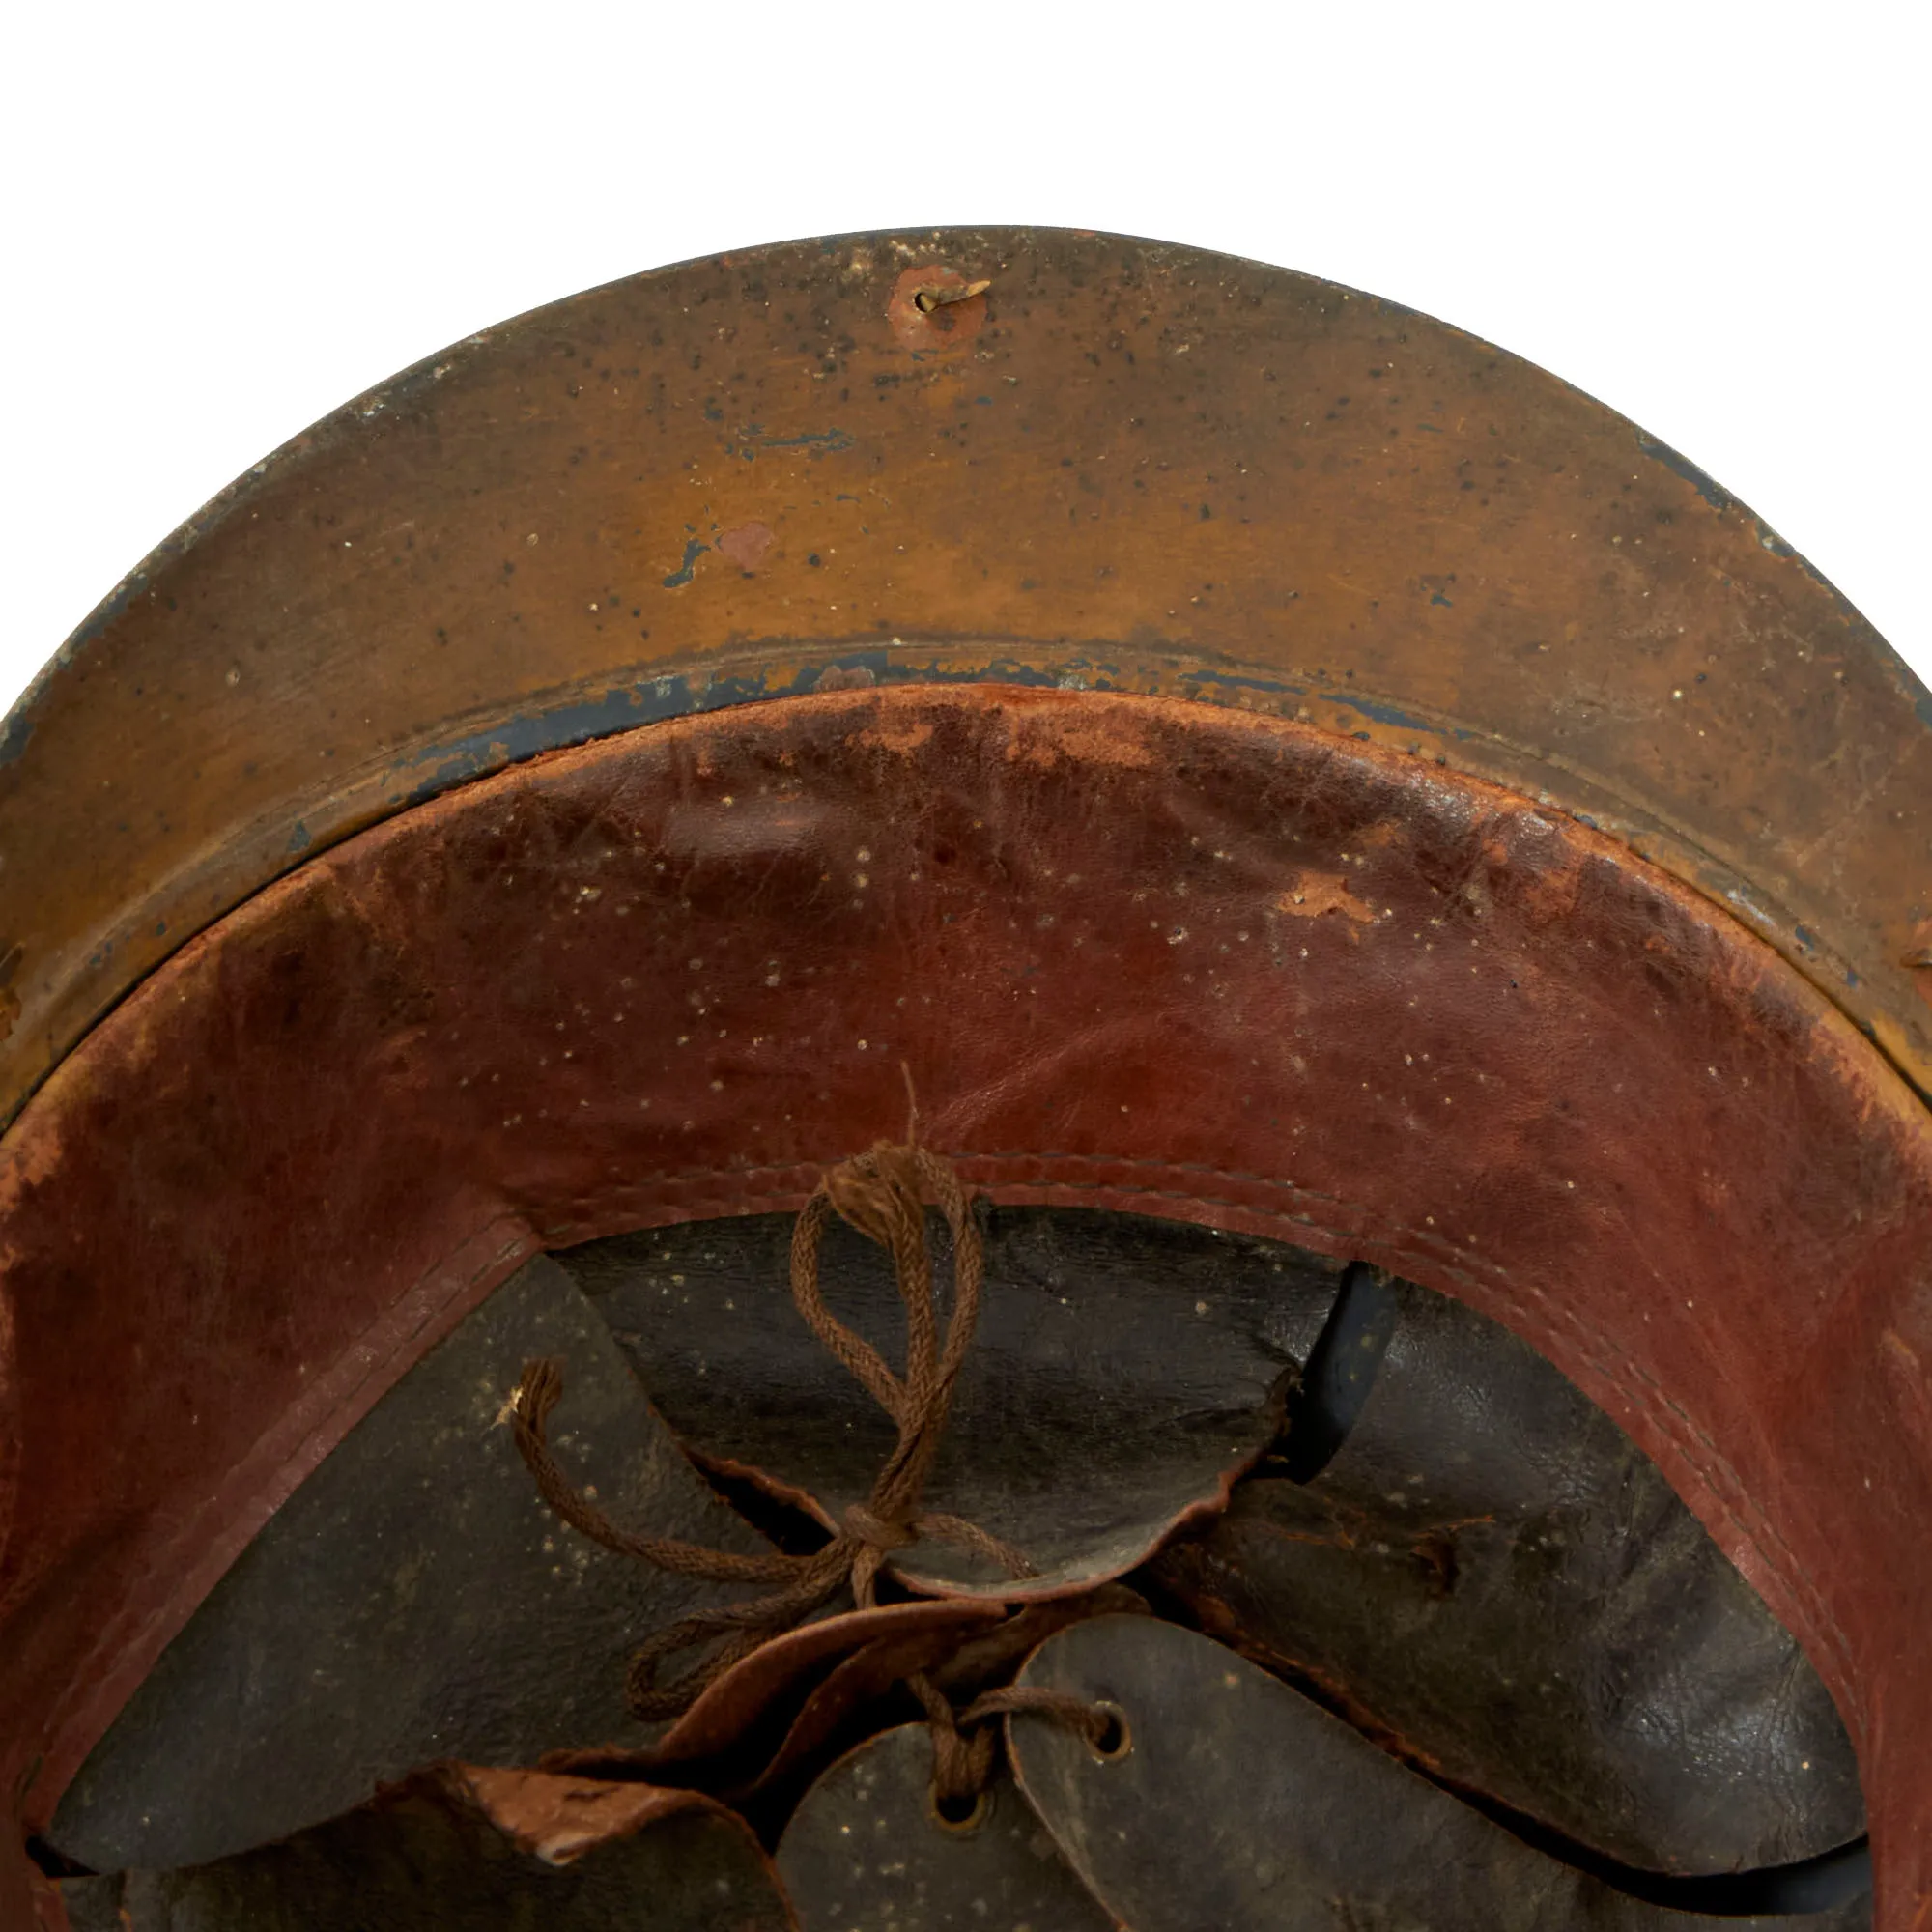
1154 1275 1864 1875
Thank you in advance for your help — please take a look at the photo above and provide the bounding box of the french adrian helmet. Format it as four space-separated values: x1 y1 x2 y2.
2 230 1927 1931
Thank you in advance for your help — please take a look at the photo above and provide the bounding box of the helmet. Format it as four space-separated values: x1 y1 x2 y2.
3 229 1923 1929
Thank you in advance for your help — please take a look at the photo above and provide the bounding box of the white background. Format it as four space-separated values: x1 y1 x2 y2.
4 2 1927 714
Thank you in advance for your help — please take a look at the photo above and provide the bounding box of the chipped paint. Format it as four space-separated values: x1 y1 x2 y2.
724 426 853 460
661 538 709 589
888 264 990 350
1635 432 1733 513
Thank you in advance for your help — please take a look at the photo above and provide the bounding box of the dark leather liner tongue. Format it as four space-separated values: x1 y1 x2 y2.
558 1205 1337 1596
776 1720 1112 1932
1151 1273 1865 1875
1007 1615 1871 1932
48 1256 778 1873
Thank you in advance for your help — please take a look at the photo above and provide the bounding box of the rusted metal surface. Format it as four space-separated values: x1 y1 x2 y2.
1 686 1928 1922
0 229 1925 1138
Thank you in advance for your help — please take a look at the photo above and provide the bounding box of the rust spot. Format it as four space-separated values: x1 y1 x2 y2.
1512 851 1586 924
716 521 775 572
1004 711 1156 770
888 265 988 350
853 716 935 754
1277 873 1378 925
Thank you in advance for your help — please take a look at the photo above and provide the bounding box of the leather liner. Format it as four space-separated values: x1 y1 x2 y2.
1 685 1927 1921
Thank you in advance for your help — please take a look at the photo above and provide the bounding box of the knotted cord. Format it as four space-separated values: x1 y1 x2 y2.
508 1140 1035 1721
